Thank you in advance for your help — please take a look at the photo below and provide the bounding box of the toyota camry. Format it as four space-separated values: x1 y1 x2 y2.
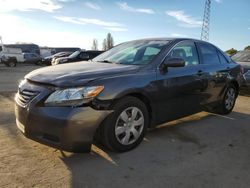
15 38 243 152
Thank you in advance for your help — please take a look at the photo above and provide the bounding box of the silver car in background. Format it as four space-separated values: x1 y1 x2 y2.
232 51 250 87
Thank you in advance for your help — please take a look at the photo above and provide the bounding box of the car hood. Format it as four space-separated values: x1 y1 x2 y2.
25 61 140 87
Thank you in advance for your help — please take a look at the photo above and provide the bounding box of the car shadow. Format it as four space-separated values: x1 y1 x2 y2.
240 87 250 97
59 111 250 188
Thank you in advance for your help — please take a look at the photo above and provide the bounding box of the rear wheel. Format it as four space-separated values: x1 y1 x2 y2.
8 61 17 67
212 84 237 114
101 96 149 152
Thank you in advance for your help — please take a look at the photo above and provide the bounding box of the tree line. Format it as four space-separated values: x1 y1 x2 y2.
225 46 250 56
91 33 114 51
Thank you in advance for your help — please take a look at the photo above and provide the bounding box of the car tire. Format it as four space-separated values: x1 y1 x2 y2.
101 96 149 152
212 84 237 115
3 62 10 67
35 61 42 65
8 61 17 67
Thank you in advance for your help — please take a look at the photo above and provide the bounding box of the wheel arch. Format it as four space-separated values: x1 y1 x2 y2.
93 91 155 147
230 80 239 96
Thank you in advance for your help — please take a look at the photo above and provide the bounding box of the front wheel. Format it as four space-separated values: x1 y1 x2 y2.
101 97 149 152
8 61 17 67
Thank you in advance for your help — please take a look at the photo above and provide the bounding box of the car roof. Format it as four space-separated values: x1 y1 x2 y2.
122 37 207 44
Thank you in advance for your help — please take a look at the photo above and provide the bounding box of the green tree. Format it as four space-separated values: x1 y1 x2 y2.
225 48 237 56
244 46 250 51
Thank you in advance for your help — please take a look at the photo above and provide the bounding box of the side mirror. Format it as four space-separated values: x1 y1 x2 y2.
160 57 185 72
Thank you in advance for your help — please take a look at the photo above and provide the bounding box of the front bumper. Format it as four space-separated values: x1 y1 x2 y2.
15 81 112 152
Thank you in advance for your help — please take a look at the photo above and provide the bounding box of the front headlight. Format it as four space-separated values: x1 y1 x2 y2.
45 86 104 107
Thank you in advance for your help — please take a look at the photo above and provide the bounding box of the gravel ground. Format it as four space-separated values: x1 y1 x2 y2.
0 64 250 188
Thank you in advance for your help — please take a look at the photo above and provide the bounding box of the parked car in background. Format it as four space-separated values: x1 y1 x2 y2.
0 46 24 67
1 55 17 67
15 38 243 153
23 53 42 65
42 51 73 65
52 50 104 65
231 50 250 87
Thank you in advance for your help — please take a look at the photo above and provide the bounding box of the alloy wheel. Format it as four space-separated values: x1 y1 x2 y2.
225 87 236 110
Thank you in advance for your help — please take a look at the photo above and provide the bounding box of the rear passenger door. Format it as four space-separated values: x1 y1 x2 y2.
196 42 229 104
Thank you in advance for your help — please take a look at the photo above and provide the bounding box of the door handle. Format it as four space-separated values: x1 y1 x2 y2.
197 70 203 76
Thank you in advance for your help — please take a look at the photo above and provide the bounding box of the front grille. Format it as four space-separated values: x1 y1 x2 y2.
16 89 39 107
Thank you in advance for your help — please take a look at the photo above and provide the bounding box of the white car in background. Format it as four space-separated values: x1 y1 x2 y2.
0 47 25 67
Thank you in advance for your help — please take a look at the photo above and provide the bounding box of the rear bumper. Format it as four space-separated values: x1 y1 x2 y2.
15 103 112 152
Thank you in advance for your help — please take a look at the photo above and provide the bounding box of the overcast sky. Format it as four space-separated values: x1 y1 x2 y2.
0 0 249 50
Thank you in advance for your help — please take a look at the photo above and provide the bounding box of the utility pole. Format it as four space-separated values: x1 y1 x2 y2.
201 0 211 41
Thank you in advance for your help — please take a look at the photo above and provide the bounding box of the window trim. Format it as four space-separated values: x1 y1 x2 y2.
218 49 232 63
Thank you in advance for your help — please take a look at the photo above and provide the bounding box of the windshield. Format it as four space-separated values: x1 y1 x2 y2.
93 40 169 65
231 51 250 62
69 50 81 58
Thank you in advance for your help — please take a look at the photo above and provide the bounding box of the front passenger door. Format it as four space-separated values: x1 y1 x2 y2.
156 40 206 124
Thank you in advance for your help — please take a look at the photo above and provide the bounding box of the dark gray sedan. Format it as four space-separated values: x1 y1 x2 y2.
15 38 244 153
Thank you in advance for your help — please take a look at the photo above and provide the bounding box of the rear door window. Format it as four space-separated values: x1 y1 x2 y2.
217 50 229 64
198 43 220 64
